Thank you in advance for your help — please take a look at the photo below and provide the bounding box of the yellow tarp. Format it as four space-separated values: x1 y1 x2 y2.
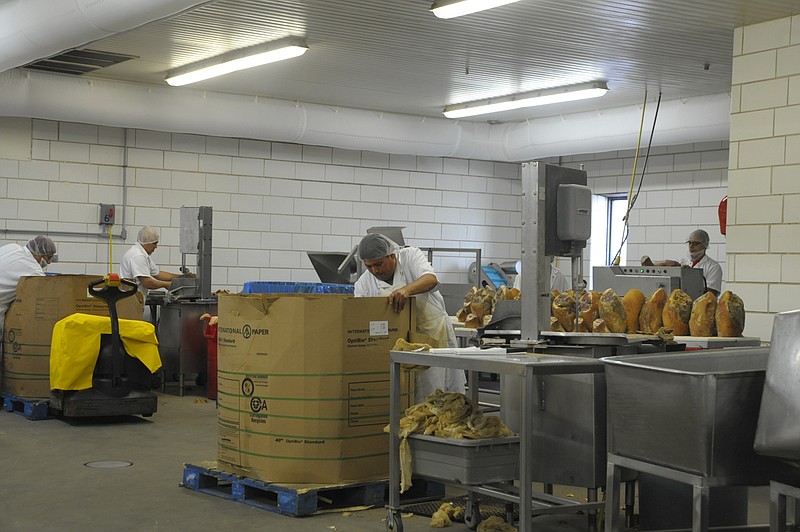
50 313 162 390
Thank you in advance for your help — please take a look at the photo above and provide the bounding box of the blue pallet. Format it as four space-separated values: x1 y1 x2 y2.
182 461 444 517
2 393 50 420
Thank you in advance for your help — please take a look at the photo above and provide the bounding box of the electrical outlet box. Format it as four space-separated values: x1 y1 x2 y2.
99 203 116 226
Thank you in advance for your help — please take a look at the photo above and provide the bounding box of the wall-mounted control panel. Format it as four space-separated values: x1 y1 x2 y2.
99 203 115 226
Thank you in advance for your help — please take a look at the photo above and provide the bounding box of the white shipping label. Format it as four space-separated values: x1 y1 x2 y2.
369 320 389 336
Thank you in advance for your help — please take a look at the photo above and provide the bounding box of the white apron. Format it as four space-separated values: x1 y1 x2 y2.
378 277 465 403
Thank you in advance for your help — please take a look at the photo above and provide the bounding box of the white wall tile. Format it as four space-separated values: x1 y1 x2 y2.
207 137 238 156
324 164 354 182
436 173 462 191
417 156 443 173
726 224 770 252
238 249 271 265
360 185 388 203
90 145 124 166
381 203 409 221
239 176 269 196
732 50 777 84
165 189 199 208
330 148 360 166
772 165 800 193
409 171 436 189
164 151 199 172
790 75 800 104
777 44 800 76
738 138 785 168
294 198 325 215
172 171 205 191
784 194 800 221
261 232 292 250
440 190 467 208
172 133 205 153
272 142 302 162
734 195 783 224
644 190 672 208
265 160 296 178
389 153 416 170
49 181 89 203
494 162 520 179
443 158 468 175
787 135 800 164
743 18 791 54
323 200 353 218
776 103 800 141
734 253 781 282
50 142 90 163
270 214 301 232
240 139 271 158
769 283 800 312
354 167 382 185
771 224 800 251
382 169 410 187
57 202 94 224
232 157 264 177
730 109 775 140
301 216 331 235
60 122 97 144
727 167 771 196
263 196 294 214
8 178 48 199
303 145 332 163
32 119 58 140
231 194 263 213
128 187 164 207
388 186 416 204
239 213 270 231
468 160 494 177
301 181 331 200
271 178 302 197
331 183 360 200
127 148 163 169
781 254 800 282
466 192 492 209
673 152 701 171
198 154 232 174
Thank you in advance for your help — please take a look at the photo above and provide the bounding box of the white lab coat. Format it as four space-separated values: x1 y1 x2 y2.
354 246 465 402
0 243 45 343
120 242 161 303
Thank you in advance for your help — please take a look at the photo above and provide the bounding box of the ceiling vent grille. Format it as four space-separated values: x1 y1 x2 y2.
25 49 137 75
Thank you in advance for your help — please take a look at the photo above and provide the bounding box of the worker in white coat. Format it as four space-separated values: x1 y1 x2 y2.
120 226 190 303
0 236 57 343
641 228 722 297
354 233 465 402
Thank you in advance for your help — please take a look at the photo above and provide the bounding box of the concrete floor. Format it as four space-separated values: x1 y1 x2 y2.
0 391 772 532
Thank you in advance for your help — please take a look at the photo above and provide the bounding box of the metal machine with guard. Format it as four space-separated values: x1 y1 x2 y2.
593 265 707 300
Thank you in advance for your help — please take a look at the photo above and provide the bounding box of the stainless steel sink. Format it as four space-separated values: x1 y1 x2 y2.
603 346 781 482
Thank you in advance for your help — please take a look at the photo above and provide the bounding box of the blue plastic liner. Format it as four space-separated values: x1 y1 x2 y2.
242 281 354 295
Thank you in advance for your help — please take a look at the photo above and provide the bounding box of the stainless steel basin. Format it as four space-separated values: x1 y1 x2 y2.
603 346 781 482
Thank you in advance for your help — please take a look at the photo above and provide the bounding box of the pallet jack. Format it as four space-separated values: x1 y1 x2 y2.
50 274 159 417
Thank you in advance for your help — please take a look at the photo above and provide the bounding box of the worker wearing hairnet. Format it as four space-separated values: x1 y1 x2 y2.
0 236 57 341
641 228 722 296
354 233 465 402
120 226 191 303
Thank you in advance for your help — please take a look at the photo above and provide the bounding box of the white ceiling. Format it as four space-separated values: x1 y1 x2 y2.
33 0 800 125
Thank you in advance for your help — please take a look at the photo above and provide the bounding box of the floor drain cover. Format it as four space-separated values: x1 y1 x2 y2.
84 460 133 468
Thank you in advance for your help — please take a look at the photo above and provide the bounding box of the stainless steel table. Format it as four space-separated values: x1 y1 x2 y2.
386 349 605 532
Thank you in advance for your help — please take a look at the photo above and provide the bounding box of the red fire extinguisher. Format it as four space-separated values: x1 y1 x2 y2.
718 196 728 235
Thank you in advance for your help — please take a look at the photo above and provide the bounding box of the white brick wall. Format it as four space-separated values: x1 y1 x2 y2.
0 117 526 288
729 14 799 340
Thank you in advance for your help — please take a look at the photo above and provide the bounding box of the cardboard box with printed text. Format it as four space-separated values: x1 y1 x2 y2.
216 293 420 484
1 275 144 398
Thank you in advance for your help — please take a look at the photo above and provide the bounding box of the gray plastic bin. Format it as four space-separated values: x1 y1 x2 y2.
408 433 519 485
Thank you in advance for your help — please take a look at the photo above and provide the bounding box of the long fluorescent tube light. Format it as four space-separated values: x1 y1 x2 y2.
443 81 609 119
431 0 524 19
165 37 308 87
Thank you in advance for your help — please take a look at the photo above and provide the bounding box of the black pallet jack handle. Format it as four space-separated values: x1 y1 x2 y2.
88 275 138 387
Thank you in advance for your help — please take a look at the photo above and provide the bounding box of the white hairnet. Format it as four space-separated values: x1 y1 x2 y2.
358 233 399 261
137 226 160 245
26 235 56 257
688 229 710 248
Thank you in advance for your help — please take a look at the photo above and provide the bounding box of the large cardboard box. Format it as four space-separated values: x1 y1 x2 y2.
2 275 144 398
216 293 416 484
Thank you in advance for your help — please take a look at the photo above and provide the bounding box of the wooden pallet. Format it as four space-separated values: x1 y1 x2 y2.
2 393 50 420
182 461 444 517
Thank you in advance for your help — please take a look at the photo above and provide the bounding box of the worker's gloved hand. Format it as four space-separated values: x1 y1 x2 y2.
388 288 410 313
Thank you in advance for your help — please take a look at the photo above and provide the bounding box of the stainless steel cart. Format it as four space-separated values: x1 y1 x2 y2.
386 349 605 532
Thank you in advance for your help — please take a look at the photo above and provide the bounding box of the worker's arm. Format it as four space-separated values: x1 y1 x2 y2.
641 256 680 267
388 273 438 313
138 275 171 290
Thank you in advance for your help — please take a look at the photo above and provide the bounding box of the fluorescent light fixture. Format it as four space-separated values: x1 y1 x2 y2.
431 0 524 19
442 81 609 119
165 37 308 87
